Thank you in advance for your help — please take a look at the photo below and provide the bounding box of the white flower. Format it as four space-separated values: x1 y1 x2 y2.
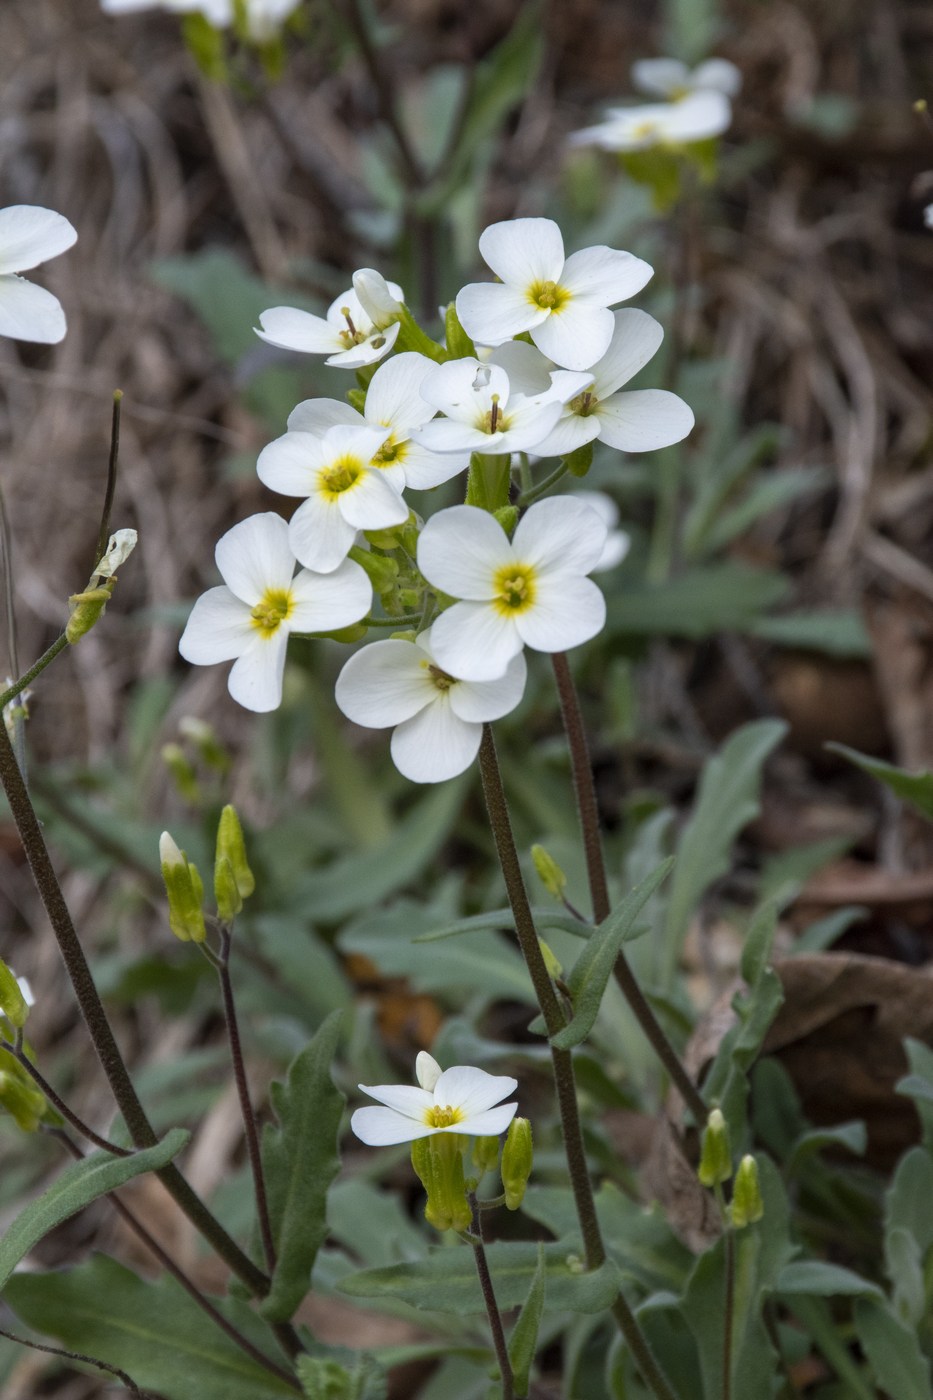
255 270 404 369
411 356 588 458
257 423 409 573
100 0 301 38
532 309 695 457
335 625 527 783
570 91 732 152
287 352 470 490
178 512 371 711
417 497 608 682
455 218 653 372
0 206 77 344
631 57 741 100
572 492 630 571
351 1057 518 1146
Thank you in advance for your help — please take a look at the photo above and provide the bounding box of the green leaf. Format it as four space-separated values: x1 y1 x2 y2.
550 858 674 1049
297 1352 387 1400
261 1011 344 1321
3 1255 296 1399
339 1241 620 1315
775 1261 882 1299
606 565 789 640
789 1297 875 1400
700 468 829 556
827 743 933 822
785 1120 867 1176
411 907 590 943
661 720 787 987
751 611 872 659
508 1243 546 1397
899 1040 933 1149
853 1298 933 1400
0 1128 189 1292
885 1147 933 1326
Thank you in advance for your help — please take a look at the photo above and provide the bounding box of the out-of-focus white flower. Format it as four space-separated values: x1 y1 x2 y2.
924 203 933 230
411 356 587 458
533 308 694 457
631 57 741 100
178 513 371 711
257 423 408 573
570 90 732 152
100 0 301 39
255 271 404 369
351 1057 518 1146
572 492 630 571
456 218 653 372
287 352 470 490
417 496 608 682
0 206 77 344
335 625 527 783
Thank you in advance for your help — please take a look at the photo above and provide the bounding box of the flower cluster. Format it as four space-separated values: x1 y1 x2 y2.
179 218 694 782
570 55 741 152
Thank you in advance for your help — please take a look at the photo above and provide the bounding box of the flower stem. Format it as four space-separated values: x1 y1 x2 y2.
517 462 569 506
715 1183 736 1400
218 925 278 1275
468 1193 513 1400
0 633 69 713
0 1323 150 1400
550 652 707 1126
477 726 675 1400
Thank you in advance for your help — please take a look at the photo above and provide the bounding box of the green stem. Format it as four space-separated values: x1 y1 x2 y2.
550 653 707 1125
3 1039 131 1157
0 633 69 712
715 1184 735 1400
517 462 568 506
468 1193 513 1400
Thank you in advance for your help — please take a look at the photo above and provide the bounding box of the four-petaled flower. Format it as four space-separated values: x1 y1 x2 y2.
570 91 732 152
335 625 527 783
255 270 405 369
179 513 371 711
351 1053 518 1146
0 205 77 344
412 356 586 458
455 218 652 372
417 497 608 682
631 57 741 101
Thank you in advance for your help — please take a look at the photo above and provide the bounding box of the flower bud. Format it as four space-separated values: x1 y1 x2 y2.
730 1154 764 1228
473 1135 500 1175
214 855 242 923
493 505 518 538
445 303 475 359
346 387 367 414
698 1108 732 1187
415 1051 441 1092
0 959 29 1030
159 832 206 943
216 805 255 900
66 580 115 644
563 442 594 478
538 938 563 982
532 843 567 901
411 1133 472 1233
353 268 404 328
348 546 399 592
0 1051 46 1133
501 1117 533 1210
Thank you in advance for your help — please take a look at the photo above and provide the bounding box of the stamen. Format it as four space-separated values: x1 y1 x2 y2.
490 393 500 434
341 306 357 337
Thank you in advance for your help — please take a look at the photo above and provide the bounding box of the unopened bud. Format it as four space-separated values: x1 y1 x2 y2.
563 442 594 478
493 505 518 538
415 1051 442 1091
532 844 567 901
348 545 399 592
698 1108 732 1187
473 1135 500 1175
538 938 563 982
159 832 206 943
730 1154 764 1228
0 1051 46 1133
445 303 475 359
216 805 255 900
411 1133 472 1233
501 1117 533 1210
0 959 29 1030
346 387 367 414
214 855 242 923
66 580 115 643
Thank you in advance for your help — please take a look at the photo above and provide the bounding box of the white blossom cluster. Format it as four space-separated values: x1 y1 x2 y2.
570 56 741 152
177 217 695 782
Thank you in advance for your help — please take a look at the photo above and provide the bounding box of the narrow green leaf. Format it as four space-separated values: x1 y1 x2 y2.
752 610 872 659
3 1255 295 1400
411 907 591 943
827 743 933 822
508 1243 546 1397
0 1128 189 1292
551 858 674 1050
605 565 789 640
775 1261 882 1299
854 1298 933 1400
785 1120 866 1176
789 1297 876 1400
261 1012 344 1321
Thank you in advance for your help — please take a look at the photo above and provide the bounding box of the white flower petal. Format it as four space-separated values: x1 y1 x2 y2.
358 1082 435 1115
288 558 371 632
352 268 404 325
325 321 400 368
0 206 77 275
0 275 66 344
286 398 362 434
178 587 253 664
335 639 435 727
215 512 295 603
364 352 436 433
227 630 289 712
350 1106 439 1145
459 1104 519 1136
630 58 689 98
255 306 339 354
257 431 327 497
486 341 554 395
421 358 511 419
417 505 512 600
390 696 481 783
514 574 606 654
410 419 492 454
692 58 742 97
322 423 391 460
531 412 600 459
658 90 733 141
429 602 522 683
596 388 695 451
448 650 527 723
287 496 358 574
434 1065 518 1116
512 495 608 576
337 470 408 531
456 282 545 347
397 440 471 489
591 308 664 396
416 1052 442 1091
560 246 654 307
492 398 564 453
531 300 615 372
478 218 565 286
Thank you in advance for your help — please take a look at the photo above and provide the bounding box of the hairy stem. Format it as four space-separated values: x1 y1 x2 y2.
469 1194 513 1400
0 633 69 713
550 652 707 1126
0 1323 151 1399
3 1039 131 1156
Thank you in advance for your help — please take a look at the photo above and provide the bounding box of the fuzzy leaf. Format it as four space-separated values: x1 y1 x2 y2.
854 1298 933 1399
827 743 933 822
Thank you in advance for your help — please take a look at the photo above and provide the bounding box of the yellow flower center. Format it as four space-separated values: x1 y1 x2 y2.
493 564 537 614
631 119 661 141
320 455 363 497
423 661 457 692
528 278 570 312
372 435 405 466
249 587 293 637
570 390 596 417
425 1104 464 1128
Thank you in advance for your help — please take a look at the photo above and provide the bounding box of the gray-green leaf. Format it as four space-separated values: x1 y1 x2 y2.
508 1244 546 1397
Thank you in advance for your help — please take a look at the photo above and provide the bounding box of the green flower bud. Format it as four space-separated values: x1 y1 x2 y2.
346 387 367 414
161 742 200 804
730 1154 764 1228
0 959 29 1030
348 545 400 592
315 622 369 643
698 1108 732 1187
214 855 242 923
501 1117 533 1210
562 442 594 478
532 843 567 901
411 1132 472 1233
493 505 518 538
159 832 206 943
216 805 255 900
0 1050 46 1133
537 938 563 982
66 580 116 644
445 302 475 359
473 1135 500 1175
